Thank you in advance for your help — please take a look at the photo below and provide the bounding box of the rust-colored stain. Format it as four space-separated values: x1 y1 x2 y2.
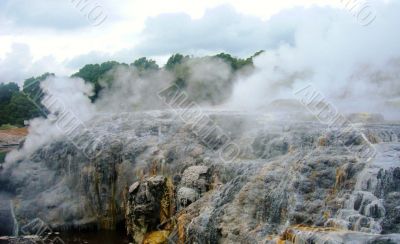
279 224 345 243
0 127 28 137
0 127 28 152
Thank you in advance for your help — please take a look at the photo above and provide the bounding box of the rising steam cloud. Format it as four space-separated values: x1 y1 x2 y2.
227 0 400 120
4 58 232 163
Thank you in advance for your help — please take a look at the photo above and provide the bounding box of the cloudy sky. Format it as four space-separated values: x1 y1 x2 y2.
0 0 387 84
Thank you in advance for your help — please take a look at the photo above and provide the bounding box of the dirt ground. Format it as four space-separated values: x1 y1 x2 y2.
0 127 28 153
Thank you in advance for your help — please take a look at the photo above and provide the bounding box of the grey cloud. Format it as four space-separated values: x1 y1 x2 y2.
133 5 297 56
65 46 142 70
65 51 112 70
65 5 345 69
0 0 115 31
0 0 85 30
0 43 70 85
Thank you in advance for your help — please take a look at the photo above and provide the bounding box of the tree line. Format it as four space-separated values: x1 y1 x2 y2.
0 52 263 127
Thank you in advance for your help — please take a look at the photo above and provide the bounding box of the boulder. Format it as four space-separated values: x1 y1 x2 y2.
180 165 211 193
126 176 171 244
177 166 211 209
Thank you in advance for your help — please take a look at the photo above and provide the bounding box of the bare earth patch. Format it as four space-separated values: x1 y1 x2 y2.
0 128 28 153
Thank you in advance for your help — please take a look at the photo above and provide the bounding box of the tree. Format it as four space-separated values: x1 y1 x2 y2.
72 61 123 101
252 50 265 57
0 83 42 126
0 83 19 104
131 57 159 71
5 92 41 126
0 151 6 164
0 83 20 125
23 73 54 104
0 74 53 126
213 53 253 70
0 51 265 126
165 54 189 71
164 54 191 88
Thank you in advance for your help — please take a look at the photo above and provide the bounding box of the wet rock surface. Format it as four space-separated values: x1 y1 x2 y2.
0 193 16 236
0 111 399 243
177 165 211 209
126 176 172 244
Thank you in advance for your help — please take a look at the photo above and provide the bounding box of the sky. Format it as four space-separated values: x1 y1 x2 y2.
0 0 386 84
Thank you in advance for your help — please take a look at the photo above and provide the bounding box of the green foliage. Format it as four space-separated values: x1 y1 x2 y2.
0 152 6 164
164 54 191 88
0 83 19 104
73 61 122 83
213 53 253 70
0 124 18 130
172 64 191 88
72 61 123 101
252 50 265 57
131 57 159 71
0 73 51 126
1 92 41 126
0 51 265 127
165 54 189 71
0 83 21 126
23 73 54 104
164 51 260 95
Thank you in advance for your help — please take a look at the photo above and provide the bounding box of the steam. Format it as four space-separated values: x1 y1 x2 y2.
227 0 400 120
92 56 234 112
181 57 234 106
5 76 94 163
4 57 233 162
5 0 400 164
94 65 175 112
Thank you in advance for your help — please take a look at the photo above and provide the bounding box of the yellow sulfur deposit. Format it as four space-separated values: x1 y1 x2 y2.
279 225 345 243
334 167 347 191
143 230 170 244
177 213 188 244
160 177 175 230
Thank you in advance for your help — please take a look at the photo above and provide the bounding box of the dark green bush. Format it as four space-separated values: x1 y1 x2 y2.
0 151 6 164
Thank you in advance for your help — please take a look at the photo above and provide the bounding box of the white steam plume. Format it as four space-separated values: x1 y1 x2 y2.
5 76 94 163
227 0 400 120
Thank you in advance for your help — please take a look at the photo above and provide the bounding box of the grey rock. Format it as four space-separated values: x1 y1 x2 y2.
125 176 168 244
0 111 399 243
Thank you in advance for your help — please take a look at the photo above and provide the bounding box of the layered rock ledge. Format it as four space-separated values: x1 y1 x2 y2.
0 111 399 243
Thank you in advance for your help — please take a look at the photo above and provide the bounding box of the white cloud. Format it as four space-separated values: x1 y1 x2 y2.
0 0 88 32
0 0 341 61
133 5 295 57
0 0 393 83
65 4 306 67
0 43 70 85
